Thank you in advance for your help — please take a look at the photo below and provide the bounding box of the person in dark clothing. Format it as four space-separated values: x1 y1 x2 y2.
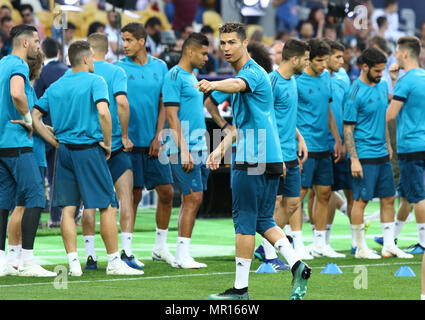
33 37 69 228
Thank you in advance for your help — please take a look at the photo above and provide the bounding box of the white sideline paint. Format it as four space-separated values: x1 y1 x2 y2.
0 261 422 289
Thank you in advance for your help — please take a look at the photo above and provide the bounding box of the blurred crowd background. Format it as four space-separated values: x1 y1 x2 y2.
1 0 425 81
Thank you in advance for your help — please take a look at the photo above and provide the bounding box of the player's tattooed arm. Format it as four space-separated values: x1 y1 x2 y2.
344 123 363 178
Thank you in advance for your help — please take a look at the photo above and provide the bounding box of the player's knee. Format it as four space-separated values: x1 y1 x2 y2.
133 188 142 203
157 185 174 204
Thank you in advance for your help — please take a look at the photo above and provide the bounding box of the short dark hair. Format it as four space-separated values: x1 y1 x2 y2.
308 38 330 60
322 38 345 54
384 0 397 8
10 24 37 40
20 4 33 14
200 25 214 35
121 22 147 41
377 16 388 28
67 22 76 30
179 24 192 34
1 15 12 25
247 41 273 73
145 17 161 29
182 32 209 52
68 40 91 67
397 36 421 59
87 21 105 37
282 38 310 61
369 35 391 56
1 5 11 10
219 22 246 41
358 47 387 68
41 37 59 58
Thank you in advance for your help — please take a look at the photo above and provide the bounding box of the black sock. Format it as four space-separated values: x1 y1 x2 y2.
21 207 42 250
0 209 9 251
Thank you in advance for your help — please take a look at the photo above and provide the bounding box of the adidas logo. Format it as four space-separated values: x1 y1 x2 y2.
85 240 89 243
237 262 243 267
129 75 135 80
308 89 314 94
127 237 131 240
317 234 322 237
72 258 78 262
368 98 374 104
384 227 390 230
420 227 425 231
10 249 15 252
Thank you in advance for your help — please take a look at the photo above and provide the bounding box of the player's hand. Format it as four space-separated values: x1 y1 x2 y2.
10 120 33 139
298 137 308 164
281 161 287 178
297 157 303 173
181 149 194 173
389 63 400 82
122 136 134 152
45 125 54 134
149 137 161 158
99 141 111 160
195 79 216 94
206 148 222 171
333 141 343 163
350 158 363 179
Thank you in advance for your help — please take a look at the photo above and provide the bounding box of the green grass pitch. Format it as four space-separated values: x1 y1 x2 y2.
0 201 423 300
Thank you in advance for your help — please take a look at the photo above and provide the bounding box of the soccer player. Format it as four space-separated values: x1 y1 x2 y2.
205 41 295 269
116 23 175 266
386 36 425 255
162 32 210 269
80 32 139 270
295 38 343 258
32 40 144 276
265 38 311 261
0 24 54 277
7 50 47 269
322 38 352 256
343 47 412 259
198 22 311 300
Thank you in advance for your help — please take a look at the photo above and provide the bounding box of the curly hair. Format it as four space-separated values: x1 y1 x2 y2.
247 41 273 73
28 50 45 81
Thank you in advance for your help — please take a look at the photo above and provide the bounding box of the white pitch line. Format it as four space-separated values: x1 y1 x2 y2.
0 261 422 289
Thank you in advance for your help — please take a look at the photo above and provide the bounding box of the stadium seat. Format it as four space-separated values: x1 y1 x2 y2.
36 10 53 37
246 24 263 39
66 11 85 38
202 10 222 37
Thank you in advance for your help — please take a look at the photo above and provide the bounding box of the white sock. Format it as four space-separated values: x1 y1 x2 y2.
352 224 367 251
67 252 80 269
382 222 396 249
234 257 251 289
21 249 34 263
261 237 277 260
175 237 191 261
274 237 299 268
83 235 97 260
7 244 21 261
325 224 332 246
314 230 326 249
283 224 292 236
340 202 347 215
107 251 121 268
0 250 5 263
417 223 425 248
154 228 168 251
421 294 425 300
350 225 358 248
292 230 305 252
121 232 133 257
394 219 406 239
